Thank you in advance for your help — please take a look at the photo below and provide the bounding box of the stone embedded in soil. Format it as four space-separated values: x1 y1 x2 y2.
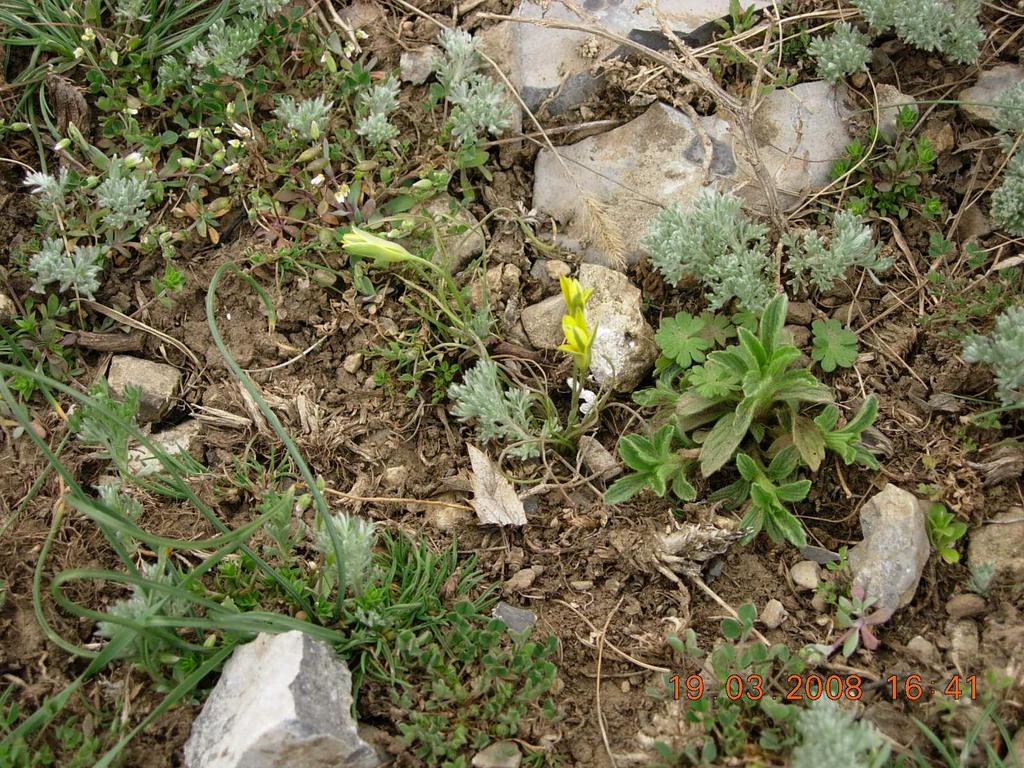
519 265 657 391
578 263 659 392
472 740 522 768
521 294 566 350
424 505 473 531
959 64 1024 126
906 635 940 667
399 45 439 84
183 631 378 768
847 484 930 614
0 293 14 324
106 355 182 424
789 560 821 591
734 82 910 212
948 618 979 668
509 0 771 116
421 196 486 273
760 599 788 628
342 353 364 374
493 601 537 634
532 101 735 268
127 419 204 477
578 435 622 480
785 301 814 326
945 593 987 619
967 508 1024 581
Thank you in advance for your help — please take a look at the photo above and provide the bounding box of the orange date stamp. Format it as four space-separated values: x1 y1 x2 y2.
669 673 978 703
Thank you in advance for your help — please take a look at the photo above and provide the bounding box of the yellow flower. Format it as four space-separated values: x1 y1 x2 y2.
557 276 596 372
342 227 415 266
559 275 592 317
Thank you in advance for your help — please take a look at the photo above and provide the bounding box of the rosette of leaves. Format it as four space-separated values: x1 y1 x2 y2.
612 294 881 547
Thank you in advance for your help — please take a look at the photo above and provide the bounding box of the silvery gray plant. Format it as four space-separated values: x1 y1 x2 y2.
355 77 401 146
962 305 1024 409
275 94 334 141
808 22 873 83
433 28 513 147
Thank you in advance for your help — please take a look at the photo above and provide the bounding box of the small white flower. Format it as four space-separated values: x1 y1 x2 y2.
223 162 240 174
73 47 86 59
81 28 96 42
567 377 598 415
231 122 252 140
124 151 143 167
310 174 324 187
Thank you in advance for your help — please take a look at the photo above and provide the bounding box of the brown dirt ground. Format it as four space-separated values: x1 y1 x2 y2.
2 0 1024 766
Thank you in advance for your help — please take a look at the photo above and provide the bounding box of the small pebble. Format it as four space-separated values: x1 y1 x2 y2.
945 593 986 619
504 567 538 592
342 352 363 374
907 635 940 666
790 560 821 591
760 599 788 628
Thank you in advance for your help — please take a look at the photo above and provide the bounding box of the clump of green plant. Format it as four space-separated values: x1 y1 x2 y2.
990 84 1024 236
961 305 1024 410
851 0 983 64
810 319 859 372
448 276 599 460
926 502 968 564
791 698 887 768
649 617 809 763
610 294 881 547
432 29 514 167
0 295 81 400
785 211 889 293
831 106 941 220
645 189 773 311
275 94 334 142
808 22 872 83
966 561 995 596
355 77 401 146
391 609 558 764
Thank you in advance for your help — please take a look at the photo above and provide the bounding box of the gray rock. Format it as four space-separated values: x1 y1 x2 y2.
848 485 930 614
424 505 473 531
343 353 364 374
472 740 522 768
579 263 658 392
790 560 821 591
521 294 566 350
906 635 940 666
184 631 378 768
968 509 1024 581
959 64 1024 126
533 101 735 267
760 598 788 628
422 197 486 273
520 265 657 391
578 435 621 479
945 593 987 619
107 355 181 423
874 84 917 140
784 324 810 349
511 0 771 115
735 82 914 211
948 618 979 668
127 420 203 477
400 46 439 85
493 601 537 634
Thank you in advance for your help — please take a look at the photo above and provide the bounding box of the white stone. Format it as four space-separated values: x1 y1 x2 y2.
579 264 658 391
400 46 439 84
184 631 378 768
948 618 979 669
790 560 821 591
107 355 181 424
959 64 1024 126
760 599 788 628
128 420 203 477
533 101 735 267
511 0 771 115
848 485 930 614
343 353 364 374
578 435 621 479
472 740 522 768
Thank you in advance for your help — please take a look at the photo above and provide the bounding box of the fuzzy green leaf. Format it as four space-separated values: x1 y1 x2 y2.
811 318 858 372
